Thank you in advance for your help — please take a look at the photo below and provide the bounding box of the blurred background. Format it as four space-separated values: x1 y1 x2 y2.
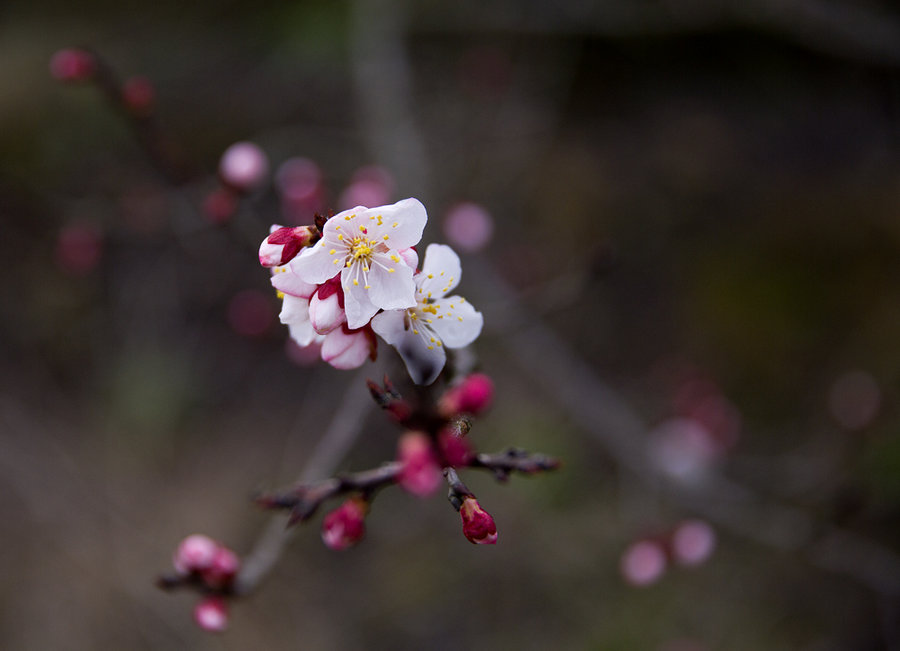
2 0 900 648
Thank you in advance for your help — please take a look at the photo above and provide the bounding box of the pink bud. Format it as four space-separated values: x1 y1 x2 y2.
227 289 274 337
259 225 315 267
219 141 269 192
173 534 218 574
620 540 667 586
397 432 442 497
442 202 494 253
438 427 474 467
459 497 498 545
122 76 155 115
201 546 241 589
321 498 368 551
49 48 96 82
321 326 374 370
439 373 494 417
670 520 716 567
193 597 229 633
309 282 346 334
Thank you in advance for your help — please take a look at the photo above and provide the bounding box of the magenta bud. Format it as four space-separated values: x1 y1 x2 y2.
397 432 442 497
459 497 498 545
438 427 474 467
219 141 269 192
202 187 238 224
321 498 368 551
201 546 241 589
49 48 96 82
173 534 218 574
193 597 229 633
439 373 494 417
259 225 315 267
122 75 155 115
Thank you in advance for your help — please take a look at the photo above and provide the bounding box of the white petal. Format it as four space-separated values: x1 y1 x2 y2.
271 268 317 298
371 310 446 385
427 295 483 348
341 275 380 329
366 254 416 310
291 237 346 285
280 295 318 346
365 198 427 250
416 244 462 300
308 291 346 334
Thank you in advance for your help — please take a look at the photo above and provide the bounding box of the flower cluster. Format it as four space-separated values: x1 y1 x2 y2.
158 535 242 632
259 198 483 385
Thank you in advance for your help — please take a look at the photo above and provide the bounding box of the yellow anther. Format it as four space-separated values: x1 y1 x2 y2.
383 235 389 241
353 279 359 286
276 291 285 299
329 249 336 255
392 222 398 228
387 268 395 273
457 316 463 321
421 305 438 315
413 329 419 335
390 255 400 263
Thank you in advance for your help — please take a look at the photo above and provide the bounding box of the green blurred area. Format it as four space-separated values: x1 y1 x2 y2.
2 1 900 649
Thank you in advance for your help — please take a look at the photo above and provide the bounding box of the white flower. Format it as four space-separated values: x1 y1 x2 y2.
371 244 483 385
290 198 426 329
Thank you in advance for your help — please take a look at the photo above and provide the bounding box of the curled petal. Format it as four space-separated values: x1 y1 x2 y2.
309 291 345 334
271 267 317 299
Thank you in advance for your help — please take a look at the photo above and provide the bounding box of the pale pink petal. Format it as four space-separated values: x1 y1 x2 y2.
426 296 483 348
309 291 345 334
321 328 371 369
417 244 462 299
271 267 317 299
398 247 419 270
366 255 416 311
291 240 346 285
371 309 446 385
365 198 427 250
341 277 380 329
280 295 317 346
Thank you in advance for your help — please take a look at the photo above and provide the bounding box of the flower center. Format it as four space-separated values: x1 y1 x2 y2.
348 237 375 264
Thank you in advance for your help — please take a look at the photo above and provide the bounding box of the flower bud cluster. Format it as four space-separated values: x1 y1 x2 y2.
167 534 241 632
260 198 483 383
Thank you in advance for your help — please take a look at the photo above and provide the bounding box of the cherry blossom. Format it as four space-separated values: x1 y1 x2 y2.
371 244 483 385
290 198 426 329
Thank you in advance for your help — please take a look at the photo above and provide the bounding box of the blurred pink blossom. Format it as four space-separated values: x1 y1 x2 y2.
442 202 494 253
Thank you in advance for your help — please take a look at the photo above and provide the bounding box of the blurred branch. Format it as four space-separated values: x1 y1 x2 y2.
470 256 900 596
232 370 373 596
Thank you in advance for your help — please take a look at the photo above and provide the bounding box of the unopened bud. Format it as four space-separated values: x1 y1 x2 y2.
122 76 155 115
438 427 474 467
173 534 218 574
309 281 346 334
201 545 241 589
50 48 96 82
459 497 498 545
439 373 494 417
321 498 368 551
219 141 269 192
259 225 315 267
397 432 442 497
193 597 229 633
321 325 375 370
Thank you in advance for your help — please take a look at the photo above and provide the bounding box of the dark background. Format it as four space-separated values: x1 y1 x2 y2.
2 1 900 649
